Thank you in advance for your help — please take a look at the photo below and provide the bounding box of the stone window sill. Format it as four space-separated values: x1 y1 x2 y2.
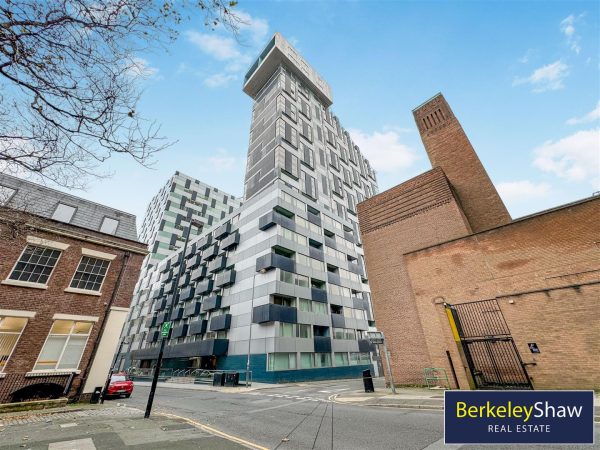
64 287 102 297
1 279 48 290
25 370 81 378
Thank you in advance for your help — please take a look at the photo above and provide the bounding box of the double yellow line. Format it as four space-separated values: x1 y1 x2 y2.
159 411 268 450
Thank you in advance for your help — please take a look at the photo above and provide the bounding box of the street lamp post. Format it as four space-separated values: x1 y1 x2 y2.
245 269 265 387
144 219 202 419
366 331 396 394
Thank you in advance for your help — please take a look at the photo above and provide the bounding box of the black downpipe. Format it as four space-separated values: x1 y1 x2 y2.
446 350 460 389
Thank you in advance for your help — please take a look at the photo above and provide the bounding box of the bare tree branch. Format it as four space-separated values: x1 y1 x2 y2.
0 0 241 188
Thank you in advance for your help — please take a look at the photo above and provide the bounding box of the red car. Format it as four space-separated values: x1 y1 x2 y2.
105 373 134 398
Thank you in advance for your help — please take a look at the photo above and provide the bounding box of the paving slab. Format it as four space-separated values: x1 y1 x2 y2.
0 405 252 450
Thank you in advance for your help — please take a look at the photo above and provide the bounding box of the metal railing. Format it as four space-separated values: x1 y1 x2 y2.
125 367 252 386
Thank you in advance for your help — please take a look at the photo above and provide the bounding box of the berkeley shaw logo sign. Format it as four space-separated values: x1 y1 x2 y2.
445 391 594 444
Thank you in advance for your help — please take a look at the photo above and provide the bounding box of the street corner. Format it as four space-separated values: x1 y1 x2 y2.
0 406 249 450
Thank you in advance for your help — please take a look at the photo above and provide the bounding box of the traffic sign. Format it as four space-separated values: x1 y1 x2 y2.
161 321 172 337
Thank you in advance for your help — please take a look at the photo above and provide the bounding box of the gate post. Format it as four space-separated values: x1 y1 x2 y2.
444 303 476 390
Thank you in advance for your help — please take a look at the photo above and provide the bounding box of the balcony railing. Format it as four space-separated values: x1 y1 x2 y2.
146 330 160 343
208 254 227 273
163 280 175 294
221 230 240 250
358 339 374 352
314 336 332 353
196 279 214 295
150 287 164 299
209 314 232 331
154 298 167 311
184 301 201 317
252 304 297 324
187 254 202 269
202 243 219 260
202 294 221 312
171 324 188 339
256 252 295 273
309 246 324 262
331 313 345 328
196 234 213 251
155 312 167 325
327 272 341 285
311 287 327 303
184 242 197 258
189 319 208 335
170 307 184 321
190 265 207 281
214 221 231 240
131 339 229 360
258 210 296 231
179 286 195 302
215 269 236 287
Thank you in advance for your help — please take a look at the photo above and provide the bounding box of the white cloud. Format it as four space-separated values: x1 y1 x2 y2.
518 49 535 64
566 101 600 125
497 180 551 203
207 150 239 171
348 128 418 173
204 72 237 88
533 128 600 189
560 14 584 54
236 10 269 44
127 57 158 78
185 10 269 89
288 36 300 48
513 60 569 93
185 32 241 61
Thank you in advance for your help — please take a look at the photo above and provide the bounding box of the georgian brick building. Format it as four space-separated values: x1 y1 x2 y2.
358 93 600 390
0 174 146 403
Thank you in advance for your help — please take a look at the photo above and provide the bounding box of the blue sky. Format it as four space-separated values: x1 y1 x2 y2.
80 0 599 225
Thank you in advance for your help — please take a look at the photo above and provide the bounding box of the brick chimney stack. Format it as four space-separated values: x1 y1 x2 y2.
413 93 511 232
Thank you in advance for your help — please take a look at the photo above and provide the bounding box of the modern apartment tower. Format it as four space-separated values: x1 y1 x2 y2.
115 172 241 369
140 171 241 266
126 33 379 382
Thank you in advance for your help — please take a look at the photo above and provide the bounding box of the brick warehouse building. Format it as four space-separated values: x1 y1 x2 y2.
358 93 600 390
0 174 146 403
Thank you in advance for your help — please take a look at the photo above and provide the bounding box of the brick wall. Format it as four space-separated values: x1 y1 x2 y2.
413 93 511 233
357 169 472 384
404 197 600 389
0 218 145 402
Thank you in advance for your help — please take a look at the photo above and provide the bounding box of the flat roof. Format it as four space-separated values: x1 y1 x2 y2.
405 195 600 256
243 32 333 107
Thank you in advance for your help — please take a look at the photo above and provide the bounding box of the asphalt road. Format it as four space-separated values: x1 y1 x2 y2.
120 379 599 450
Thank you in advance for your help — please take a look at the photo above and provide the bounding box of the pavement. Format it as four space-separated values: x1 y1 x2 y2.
1 379 598 449
123 379 599 449
0 404 250 449
133 380 280 394
332 385 445 410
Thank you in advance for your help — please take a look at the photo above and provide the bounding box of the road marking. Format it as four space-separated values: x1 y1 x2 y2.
159 412 268 450
49 438 95 450
242 391 329 403
247 399 310 414
59 423 78 428
421 438 462 449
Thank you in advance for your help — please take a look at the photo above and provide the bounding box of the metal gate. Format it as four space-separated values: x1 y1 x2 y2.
446 299 533 390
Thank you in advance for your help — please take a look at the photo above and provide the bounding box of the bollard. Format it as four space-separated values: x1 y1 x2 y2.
362 369 375 393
